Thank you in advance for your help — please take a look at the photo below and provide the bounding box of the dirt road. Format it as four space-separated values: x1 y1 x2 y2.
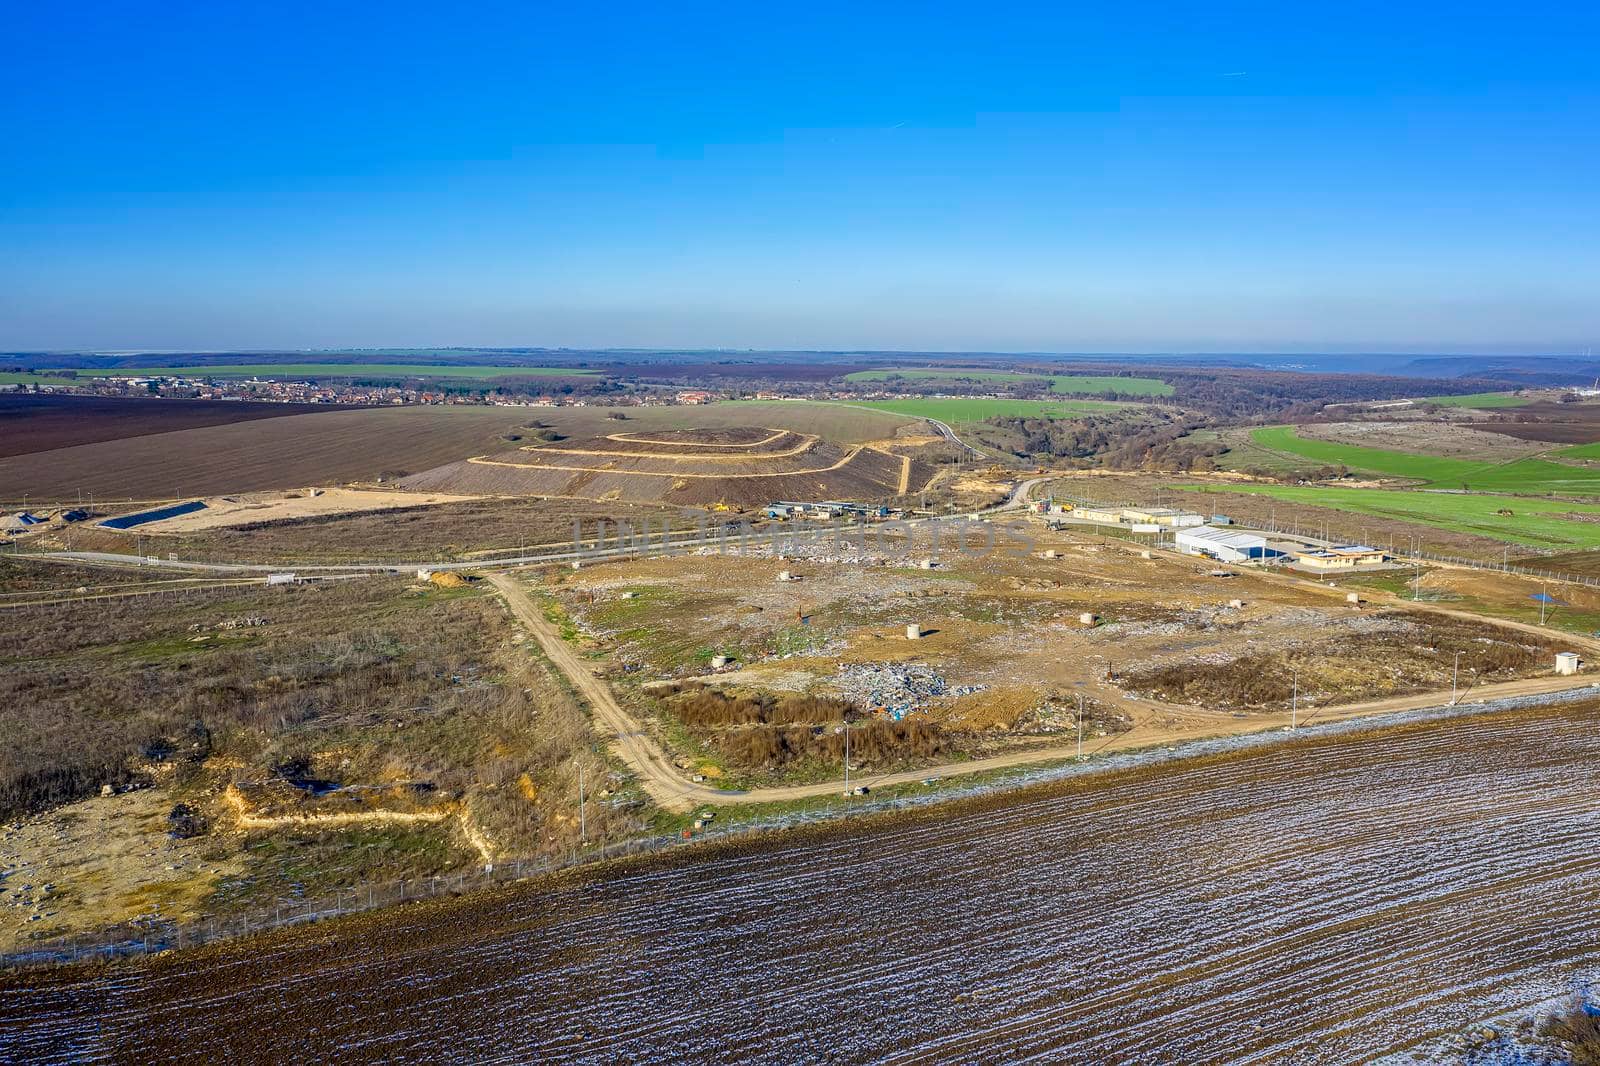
488 573 714 812
12 698 1600 1062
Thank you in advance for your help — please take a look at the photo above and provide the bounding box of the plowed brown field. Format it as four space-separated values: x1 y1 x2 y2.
7 699 1600 1063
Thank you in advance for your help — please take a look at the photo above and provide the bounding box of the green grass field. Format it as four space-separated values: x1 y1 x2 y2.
1251 425 1600 495
0 371 82 386
843 368 1172 397
1423 391 1530 408
1175 483 1600 550
851 397 1125 423
1560 442 1600 460
50 363 600 380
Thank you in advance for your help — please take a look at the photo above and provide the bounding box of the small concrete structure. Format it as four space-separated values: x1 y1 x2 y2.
1078 612 1098 627
619 591 638 600
571 560 583 571
415 569 433 581
266 572 298 586
1556 652 1582 675
905 623 923 640
1228 598 1246 609
710 654 731 669
1042 549 1059 559
1140 550 1152 560
919 558 936 570
777 570 793 582
1346 592 1362 604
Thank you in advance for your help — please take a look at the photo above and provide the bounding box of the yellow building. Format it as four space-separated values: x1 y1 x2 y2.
1293 545 1388 570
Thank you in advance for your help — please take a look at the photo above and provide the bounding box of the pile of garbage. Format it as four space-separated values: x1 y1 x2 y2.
189 616 268 632
832 662 986 720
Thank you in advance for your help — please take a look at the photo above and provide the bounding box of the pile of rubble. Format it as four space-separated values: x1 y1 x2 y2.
831 662 986 720
188 616 269 633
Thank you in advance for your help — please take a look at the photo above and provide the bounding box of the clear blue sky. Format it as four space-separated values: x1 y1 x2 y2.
3 2 1597 353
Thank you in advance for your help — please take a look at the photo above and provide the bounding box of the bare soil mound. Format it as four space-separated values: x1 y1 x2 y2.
398 426 932 506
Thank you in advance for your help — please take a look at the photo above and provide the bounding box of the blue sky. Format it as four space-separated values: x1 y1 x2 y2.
3 2 1597 353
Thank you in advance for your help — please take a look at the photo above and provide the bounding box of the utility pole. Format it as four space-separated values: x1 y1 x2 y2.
1452 651 1460 704
841 716 851 797
1291 669 1299 729
578 763 586 845
1540 585 1548 625
1076 693 1084 759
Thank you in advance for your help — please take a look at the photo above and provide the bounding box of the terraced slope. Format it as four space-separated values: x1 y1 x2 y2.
399 427 931 505
8 698 1599 1061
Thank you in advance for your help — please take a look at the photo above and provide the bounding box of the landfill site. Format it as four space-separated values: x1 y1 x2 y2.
544 516 1576 788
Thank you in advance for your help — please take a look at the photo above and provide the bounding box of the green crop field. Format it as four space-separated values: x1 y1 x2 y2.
1251 425 1600 495
1175 484 1600 550
1046 375 1172 397
56 363 600 380
0 371 83 386
1560 442 1600 460
844 368 1172 397
1424 392 1530 408
851 397 1125 422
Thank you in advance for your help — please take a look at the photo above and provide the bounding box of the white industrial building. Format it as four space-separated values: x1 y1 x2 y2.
1121 506 1206 527
1175 526 1269 564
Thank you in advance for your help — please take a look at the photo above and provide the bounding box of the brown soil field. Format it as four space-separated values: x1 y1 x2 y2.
0 406 538 501
9 698 1600 1062
1300 419 1551 461
0 402 917 502
533 401 916 444
1476 402 1600 444
0 394 341 459
400 425 934 506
